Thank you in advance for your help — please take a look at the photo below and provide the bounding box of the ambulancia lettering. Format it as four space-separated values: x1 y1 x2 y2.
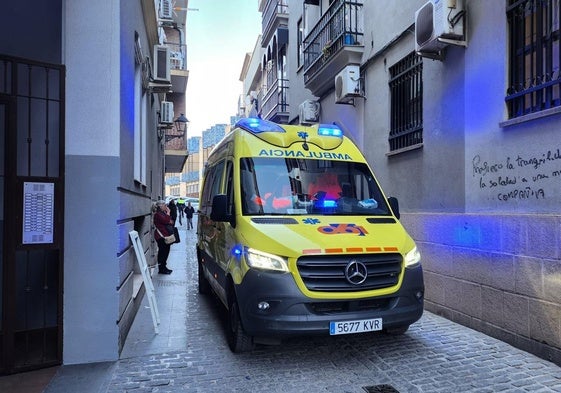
258 149 352 160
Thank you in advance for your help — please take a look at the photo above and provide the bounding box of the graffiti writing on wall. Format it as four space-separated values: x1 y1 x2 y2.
472 148 561 202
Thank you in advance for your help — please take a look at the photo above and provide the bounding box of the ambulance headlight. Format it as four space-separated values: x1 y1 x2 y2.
404 246 421 268
246 248 288 272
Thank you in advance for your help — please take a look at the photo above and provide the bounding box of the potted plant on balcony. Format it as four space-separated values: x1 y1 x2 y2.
322 40 332 58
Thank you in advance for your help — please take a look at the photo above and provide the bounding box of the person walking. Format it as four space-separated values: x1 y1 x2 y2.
153 200 174 274
185 201 195 230
168 199 178 223
176 197 185 225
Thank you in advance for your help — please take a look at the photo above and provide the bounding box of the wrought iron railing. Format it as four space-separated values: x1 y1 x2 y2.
260 77 289 121
388 53 423 152
303 0 363 82
166 42 187 71
262 0 288 39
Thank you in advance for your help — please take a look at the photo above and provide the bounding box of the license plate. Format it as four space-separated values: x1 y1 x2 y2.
329 318 382 335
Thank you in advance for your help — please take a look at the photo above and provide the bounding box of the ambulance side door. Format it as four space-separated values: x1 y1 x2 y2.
199 160 226 288
214 160 236 279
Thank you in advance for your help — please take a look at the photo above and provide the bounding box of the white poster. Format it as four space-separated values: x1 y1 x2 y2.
23 182 54 244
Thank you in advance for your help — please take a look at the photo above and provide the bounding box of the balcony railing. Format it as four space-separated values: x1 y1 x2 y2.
260 77 289 122
163 125 188 173
166 42 187 71
303 0 363 83
262 0 288 43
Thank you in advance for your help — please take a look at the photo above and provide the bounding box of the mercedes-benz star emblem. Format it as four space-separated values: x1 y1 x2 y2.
345 260 368 285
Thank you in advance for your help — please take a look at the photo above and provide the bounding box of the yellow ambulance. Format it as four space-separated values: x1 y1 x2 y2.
197 118 424 352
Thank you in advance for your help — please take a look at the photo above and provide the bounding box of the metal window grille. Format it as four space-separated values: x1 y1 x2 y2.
506 0 561 118
388 52 423 152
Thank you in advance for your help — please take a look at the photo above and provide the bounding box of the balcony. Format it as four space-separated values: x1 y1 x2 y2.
168 42 189 93
261 0 288 46
161 116 189 173
260 77 289 123
164 135 188 173
303 0 364 97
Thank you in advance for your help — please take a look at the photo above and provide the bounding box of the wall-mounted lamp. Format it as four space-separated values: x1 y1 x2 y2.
165 113 189 142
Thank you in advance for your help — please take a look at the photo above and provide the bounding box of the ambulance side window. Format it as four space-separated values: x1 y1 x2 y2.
210 161 225 198
200 160 225 216
200 167 214 216
225 161 235 217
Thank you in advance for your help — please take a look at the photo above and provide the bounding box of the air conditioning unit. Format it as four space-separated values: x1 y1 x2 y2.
159 0 173 20
161 101 174 124
153 45 171 83
299 100 320 124
335 65 361 104
415 0 465 54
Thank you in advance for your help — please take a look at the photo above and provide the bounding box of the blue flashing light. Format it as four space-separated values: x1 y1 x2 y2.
231 244 243 258
235 117 286 134
322 200 337 208
318 124 343 137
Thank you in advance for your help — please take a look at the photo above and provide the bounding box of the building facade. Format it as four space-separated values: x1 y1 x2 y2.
245 0 561 365
0 0 190 374
165 122 235 200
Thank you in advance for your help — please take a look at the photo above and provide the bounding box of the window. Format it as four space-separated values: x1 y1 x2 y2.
388 52 423 152
297 18 304 68
200 160 225 215
239 157 391 216
225 161 235 217
134 32 147 184
506 0 561 119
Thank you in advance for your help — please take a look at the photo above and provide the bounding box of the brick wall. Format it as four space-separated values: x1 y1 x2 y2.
401 213 561 366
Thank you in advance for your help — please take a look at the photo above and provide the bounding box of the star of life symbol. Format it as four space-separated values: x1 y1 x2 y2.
302 218 320 224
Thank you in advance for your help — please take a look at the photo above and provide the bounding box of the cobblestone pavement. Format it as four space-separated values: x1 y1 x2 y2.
103 225 561 393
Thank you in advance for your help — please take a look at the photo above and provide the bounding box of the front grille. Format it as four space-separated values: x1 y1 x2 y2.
297 253 402 292
309 298 391 314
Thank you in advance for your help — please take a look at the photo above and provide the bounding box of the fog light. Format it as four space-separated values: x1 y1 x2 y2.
415 290 424 300
257 301 270 311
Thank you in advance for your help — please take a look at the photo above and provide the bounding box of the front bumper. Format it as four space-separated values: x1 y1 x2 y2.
234 266 424 337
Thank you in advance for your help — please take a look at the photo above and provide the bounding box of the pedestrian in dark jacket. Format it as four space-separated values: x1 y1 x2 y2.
185 201 195 230
168 199 178 223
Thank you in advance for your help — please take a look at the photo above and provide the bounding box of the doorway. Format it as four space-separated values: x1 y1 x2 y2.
0 55 65 374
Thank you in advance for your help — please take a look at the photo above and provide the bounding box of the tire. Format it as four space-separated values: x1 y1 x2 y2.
198 261 211 295
227 293 254 353
385 325 409 335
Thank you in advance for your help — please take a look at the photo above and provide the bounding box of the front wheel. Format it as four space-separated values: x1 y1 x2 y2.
227 294 254 353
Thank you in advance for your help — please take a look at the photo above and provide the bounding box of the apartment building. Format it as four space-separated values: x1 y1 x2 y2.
0 0 189 374
245 0 561 365
166 120 240 200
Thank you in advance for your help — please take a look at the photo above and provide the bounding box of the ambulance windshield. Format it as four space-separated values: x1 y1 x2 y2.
240 157 392 216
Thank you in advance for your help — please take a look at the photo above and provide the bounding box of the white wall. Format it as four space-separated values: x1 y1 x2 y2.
63 0 121 364
64 0 120 157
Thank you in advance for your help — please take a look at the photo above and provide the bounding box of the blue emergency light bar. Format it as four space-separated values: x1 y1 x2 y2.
235 117 286 134
318 124 343 137
321 200 338 208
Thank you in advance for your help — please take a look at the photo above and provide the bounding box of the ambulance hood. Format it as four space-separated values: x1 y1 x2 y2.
239 215 414 257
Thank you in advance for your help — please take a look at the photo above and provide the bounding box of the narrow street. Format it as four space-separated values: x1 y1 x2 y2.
43 218 561 393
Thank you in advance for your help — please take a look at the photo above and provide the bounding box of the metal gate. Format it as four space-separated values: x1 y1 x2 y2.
0 55 65 374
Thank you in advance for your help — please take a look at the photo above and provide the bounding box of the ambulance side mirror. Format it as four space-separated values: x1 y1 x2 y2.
388 197 400 220
210 194 234 225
